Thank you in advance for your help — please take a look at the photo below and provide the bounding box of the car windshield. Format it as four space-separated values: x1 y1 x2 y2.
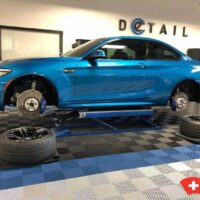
64 38 105 57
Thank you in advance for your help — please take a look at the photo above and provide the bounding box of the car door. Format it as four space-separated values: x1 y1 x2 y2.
73 39 161 103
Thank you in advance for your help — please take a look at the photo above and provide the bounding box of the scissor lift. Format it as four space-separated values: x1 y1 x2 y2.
52 108 160 137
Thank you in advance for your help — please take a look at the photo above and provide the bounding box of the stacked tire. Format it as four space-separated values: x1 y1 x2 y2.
180 115 200 139
186 102 198 115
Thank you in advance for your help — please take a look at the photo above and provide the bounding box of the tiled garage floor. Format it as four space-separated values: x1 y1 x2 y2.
0 107 193 163
1 157 200 200
0 107 199 199
56 126 192 161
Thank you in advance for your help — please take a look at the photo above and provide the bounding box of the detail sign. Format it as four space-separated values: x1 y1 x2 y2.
119 18 188 37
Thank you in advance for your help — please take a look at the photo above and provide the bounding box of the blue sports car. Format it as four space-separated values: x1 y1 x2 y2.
0 36 199 115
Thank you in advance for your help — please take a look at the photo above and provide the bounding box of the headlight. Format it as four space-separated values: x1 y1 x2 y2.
0 69 12 76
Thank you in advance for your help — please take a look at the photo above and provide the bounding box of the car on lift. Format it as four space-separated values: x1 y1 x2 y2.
0 36 199 115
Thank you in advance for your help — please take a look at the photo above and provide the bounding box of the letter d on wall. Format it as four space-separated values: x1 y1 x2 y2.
119 19 127 31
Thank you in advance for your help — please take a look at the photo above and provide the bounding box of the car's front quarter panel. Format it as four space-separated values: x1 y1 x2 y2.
0 57 81 109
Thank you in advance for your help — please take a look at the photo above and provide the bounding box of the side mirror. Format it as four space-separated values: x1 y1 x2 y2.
89 50 106 60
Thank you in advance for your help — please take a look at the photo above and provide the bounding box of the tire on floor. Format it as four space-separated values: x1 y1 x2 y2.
180 115 200 139
0 127 56 165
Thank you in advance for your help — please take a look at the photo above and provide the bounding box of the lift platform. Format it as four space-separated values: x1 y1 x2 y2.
52 109 160 137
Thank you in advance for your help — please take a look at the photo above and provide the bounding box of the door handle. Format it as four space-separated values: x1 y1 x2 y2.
63 69 75 73
137 64 148 69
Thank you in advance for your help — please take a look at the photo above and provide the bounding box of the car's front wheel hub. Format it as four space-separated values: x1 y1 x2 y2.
171 92 189 112
24 97 39 112
176 97 187 110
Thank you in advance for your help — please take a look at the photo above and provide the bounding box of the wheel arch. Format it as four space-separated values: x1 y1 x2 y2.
4 74 59 106
169 78 200 101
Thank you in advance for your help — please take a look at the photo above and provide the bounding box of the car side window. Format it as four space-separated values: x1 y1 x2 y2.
98 39 147 60
147 41 180 60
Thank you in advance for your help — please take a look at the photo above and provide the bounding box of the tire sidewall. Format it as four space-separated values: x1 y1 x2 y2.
0 128 56 165
180 115 200 139
0 128 54 146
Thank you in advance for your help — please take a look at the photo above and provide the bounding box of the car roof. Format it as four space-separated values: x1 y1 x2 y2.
104 36 170 43
100 36 164 42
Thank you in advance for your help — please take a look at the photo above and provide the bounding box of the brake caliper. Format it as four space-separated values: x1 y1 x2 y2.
170 99 177 111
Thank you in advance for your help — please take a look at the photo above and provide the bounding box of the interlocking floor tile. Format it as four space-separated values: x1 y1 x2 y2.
143 187 170 200
168 162 191 171
114 181 138 194
138 166 162 177
1 158 200 199
88 174 109 186
151 175 174 187
93 183 120 199
121 191 148 200
73 188 97 200
0 107 199 195
165 172 186 184
0 107 194 166
160 185 188 200
131 177 157 191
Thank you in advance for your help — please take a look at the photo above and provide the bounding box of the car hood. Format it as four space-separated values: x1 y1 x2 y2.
0 56 82 66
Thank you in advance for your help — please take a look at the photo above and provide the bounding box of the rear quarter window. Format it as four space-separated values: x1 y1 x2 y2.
147 41 180 60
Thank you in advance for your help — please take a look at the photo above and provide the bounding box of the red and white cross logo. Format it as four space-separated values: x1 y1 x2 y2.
181 177 200 195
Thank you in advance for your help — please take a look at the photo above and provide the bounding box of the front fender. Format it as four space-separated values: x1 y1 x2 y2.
2 71 74 108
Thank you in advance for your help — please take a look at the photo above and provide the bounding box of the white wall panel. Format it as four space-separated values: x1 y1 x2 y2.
1 29 60 60
0 0 200 53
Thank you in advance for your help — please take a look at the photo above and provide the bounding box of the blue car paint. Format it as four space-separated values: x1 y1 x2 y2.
0 36 199 111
